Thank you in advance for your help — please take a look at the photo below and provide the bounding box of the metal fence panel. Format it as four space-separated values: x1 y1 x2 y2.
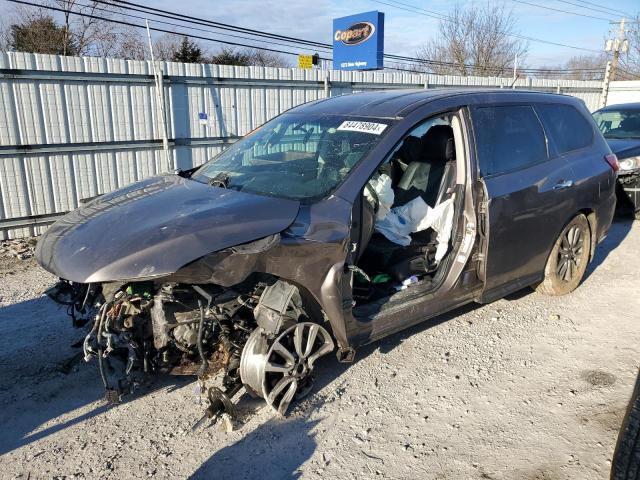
0 51 608 239
607 81 640 106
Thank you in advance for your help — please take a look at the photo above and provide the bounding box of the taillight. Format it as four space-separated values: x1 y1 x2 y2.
605 153 619 172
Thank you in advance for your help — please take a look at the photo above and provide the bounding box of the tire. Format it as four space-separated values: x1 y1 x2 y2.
535 214 591 296
612 371 640 480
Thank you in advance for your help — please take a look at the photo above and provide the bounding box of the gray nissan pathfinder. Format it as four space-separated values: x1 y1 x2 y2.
36 89 617 420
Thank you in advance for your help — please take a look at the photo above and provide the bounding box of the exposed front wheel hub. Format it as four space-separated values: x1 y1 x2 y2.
240 322 334 415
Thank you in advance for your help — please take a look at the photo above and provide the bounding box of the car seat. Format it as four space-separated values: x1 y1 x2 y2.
394 125 454 207
358 125 456 282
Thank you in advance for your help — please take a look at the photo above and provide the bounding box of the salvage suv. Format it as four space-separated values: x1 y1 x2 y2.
36 89 617 420
593 103 640 219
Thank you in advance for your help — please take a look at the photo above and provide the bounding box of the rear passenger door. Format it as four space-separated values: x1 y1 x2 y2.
471 104 577 300
534 103 601 215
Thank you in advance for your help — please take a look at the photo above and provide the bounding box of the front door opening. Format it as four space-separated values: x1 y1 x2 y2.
352 113 465 312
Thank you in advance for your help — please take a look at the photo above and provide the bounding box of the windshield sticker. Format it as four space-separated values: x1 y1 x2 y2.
337 121 387 135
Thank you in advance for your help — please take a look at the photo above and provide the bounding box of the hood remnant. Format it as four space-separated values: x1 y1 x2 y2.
35 175 300 283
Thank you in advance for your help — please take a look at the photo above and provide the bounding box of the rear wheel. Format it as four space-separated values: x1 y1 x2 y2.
536 214 591 296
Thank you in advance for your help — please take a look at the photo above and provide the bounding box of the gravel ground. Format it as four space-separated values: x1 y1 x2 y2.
0 219 638 480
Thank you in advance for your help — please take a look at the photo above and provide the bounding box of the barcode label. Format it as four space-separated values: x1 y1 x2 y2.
337 121 388 135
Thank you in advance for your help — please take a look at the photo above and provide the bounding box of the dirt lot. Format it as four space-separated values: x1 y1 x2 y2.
0 219 638 479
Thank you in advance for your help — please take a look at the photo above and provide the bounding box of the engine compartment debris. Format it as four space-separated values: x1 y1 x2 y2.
50 276 334 423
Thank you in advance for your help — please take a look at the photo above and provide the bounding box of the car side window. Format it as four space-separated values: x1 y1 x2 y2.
535 103 593 154
472 105 548 177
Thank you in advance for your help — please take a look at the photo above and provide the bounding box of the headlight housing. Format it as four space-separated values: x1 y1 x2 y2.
619 156 640 172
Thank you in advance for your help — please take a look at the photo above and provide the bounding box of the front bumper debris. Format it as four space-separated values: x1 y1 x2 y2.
618 170 640 212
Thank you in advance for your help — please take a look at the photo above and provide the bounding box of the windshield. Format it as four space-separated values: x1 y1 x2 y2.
593 108 640 139
191 114 390 200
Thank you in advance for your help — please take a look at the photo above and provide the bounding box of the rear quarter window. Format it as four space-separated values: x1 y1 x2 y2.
535 103 593 154
472 105 548 177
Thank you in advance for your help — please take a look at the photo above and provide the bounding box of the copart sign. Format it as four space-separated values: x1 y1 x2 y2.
332 11 384 71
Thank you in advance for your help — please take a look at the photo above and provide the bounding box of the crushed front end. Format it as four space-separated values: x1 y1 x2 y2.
34 174 344 424
47 275 334 423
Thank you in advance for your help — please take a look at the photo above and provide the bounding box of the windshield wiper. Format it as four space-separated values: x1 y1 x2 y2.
208 172 230 188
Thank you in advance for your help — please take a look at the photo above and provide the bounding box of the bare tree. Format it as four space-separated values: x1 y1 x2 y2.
416 2 528 77
50 0 122 56
535 54 607 81
206 47 290 67
0 15 10 51
2 1 144 57
249 49 290 67
110 26 148 60
151 34 184 61
618 14 640 80
563 54 607 80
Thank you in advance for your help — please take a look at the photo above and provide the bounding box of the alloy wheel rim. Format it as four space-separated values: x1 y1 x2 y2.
261 322 334 415
557 224 584 282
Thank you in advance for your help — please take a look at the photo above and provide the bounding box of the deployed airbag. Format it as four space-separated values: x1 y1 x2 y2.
375 196 455 262
364 174 394 221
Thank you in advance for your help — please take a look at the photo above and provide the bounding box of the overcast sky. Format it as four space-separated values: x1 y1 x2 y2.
1 0 638 67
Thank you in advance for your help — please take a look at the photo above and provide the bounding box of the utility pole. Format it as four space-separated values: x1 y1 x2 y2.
609 19 627 83
511 53 519 89
146 20 172 172
601 18 630 108
600 62 612 109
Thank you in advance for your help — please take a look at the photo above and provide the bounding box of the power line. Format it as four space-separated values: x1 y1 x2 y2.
371 0 603 52
571 0 634 19
4 0 332 59
103 0 331 51
108 0 606 60
89 1 481 72
551 0 622 19
60 0 335 54
101 0 607 68
385 55 604 74
4 0 608 77
73 0 606 74
509 0 613 22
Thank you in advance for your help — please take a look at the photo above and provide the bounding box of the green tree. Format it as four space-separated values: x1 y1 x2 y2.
171 36 205 63
210 47 252 66
9 14 78 55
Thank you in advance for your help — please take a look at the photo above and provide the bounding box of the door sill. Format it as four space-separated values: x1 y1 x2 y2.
353 277 436 320
477 273 542 303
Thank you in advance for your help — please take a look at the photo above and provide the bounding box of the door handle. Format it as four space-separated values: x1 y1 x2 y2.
553 180 574 190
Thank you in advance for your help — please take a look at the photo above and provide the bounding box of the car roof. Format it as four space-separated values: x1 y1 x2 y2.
595 102 640 112
287 88 580 118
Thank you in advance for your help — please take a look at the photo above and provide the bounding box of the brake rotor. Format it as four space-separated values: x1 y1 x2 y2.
240 322 334 415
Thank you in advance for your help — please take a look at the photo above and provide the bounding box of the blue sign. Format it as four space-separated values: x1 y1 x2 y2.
333 11 384 71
